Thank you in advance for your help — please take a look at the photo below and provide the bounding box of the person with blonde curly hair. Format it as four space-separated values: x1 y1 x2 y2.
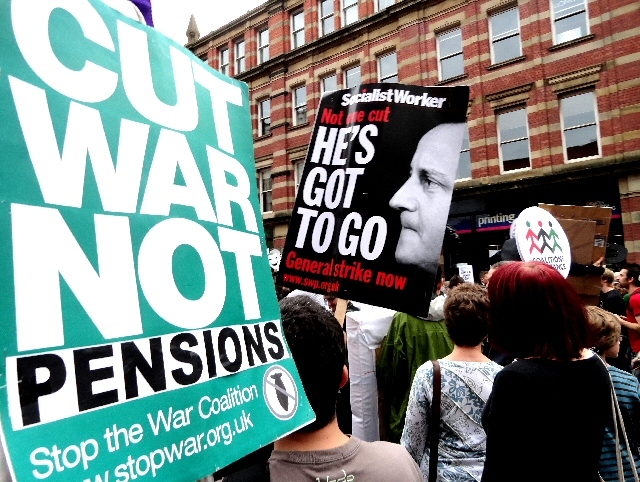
586 306 640 481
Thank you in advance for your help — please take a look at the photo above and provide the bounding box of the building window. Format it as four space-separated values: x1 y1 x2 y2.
322 74 338 95
293 86 307 125
342 0 358 26
344 65 361 89
561 91 599 161
320 0 335 36
377 0 395 10
498 107 531 172
258 169 273 213
258 28 269 64
551 0 589 44
219 47 229 76
235 39 245 74
378 52 398 83
291 10 305 49
294 160 305 194
456 124 471 180
437 28 464 81
258 99 271 136
490 8 521 64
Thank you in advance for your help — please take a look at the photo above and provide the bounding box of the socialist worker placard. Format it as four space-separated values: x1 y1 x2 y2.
0 1 313 480
277 84 470 317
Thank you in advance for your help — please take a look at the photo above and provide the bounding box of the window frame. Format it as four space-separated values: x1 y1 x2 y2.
292 85 308 126
319 0 335 36
219 47 229 76
560 90 601 163
321 74 339 95
258 169 273 213
257 27 269 64
294 159 305 194
291 9 305 49
342 0 359 26
497 106 532 173
456 123 472 181
258 98 271 137
436 27 464 81
551 0 590 45
378 51 398 83
235 39 246 74
376 0 395 11
489 7 522 65
344 65 361 89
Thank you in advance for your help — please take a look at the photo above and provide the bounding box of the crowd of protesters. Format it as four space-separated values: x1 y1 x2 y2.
203 260 640 482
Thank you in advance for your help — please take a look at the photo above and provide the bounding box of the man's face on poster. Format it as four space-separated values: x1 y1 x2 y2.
389 123 465 271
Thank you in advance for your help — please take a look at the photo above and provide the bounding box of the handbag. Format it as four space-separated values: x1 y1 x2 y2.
429 360 442 482
597 356 640 482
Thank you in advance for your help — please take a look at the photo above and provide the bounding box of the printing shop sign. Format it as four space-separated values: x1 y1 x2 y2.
0 1 313 481
277 84 470 317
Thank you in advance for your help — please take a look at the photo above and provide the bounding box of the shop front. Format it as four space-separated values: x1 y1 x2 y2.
445 174 624 281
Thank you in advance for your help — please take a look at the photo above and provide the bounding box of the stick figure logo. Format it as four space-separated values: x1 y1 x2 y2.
514 206 572 278
263 365 298 420
524 220 564 254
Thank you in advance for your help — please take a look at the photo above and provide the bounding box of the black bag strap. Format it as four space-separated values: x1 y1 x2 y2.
429 360 442 482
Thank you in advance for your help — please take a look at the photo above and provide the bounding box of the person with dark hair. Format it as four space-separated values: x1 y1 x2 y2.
401 284 501 481
600 268 631 371
479 270 489 287
481 262 611 482
619 264 640 369
586 306 640 481
269 296 422 481
448 274 465 290
377 266 454 442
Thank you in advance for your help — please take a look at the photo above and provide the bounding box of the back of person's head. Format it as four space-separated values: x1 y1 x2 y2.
585 306 621 354
601 269 614 284
278 296 345 432
487 261 587 361
490 260 515 270
448 275 465 290
624 263 640 286
444 283 490 347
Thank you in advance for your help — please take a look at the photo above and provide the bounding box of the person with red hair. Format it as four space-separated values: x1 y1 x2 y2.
481 261 611 482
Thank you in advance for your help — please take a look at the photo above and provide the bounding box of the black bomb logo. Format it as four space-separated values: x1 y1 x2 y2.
263 366 298 420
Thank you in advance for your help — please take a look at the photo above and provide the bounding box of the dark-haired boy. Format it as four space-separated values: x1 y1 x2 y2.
269 296 422 481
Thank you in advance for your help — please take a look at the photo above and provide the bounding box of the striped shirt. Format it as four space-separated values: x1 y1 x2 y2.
599 366 640 481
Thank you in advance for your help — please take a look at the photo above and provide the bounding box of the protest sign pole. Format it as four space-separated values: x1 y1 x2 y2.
334 299 348 328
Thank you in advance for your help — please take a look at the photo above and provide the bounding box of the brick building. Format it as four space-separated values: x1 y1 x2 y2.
187 0 640 273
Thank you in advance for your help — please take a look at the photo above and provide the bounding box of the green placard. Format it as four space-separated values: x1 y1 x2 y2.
0 1 313 481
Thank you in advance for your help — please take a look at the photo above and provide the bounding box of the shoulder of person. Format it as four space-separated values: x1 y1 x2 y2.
364 440 422 464
414 360 436 378
609 366 640 388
